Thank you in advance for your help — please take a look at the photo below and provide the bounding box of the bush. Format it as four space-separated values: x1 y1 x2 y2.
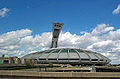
25 60 35 68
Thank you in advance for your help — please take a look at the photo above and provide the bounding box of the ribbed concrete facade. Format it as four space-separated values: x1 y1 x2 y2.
23 48 111 65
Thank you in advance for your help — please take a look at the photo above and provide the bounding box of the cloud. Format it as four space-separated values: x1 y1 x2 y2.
0 24 120 64
92 24 114 35
101 52 120 64
0 29 32 56
19 32 52 51
0 8 9 17
112 4 120 14
87 40 114 52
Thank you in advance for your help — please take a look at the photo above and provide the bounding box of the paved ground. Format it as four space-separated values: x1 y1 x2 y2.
0 71 120 79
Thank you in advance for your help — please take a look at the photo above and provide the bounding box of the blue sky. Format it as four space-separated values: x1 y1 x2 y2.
0 0 120 35
0 0 120 64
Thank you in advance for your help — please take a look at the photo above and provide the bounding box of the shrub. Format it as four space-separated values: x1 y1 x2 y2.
25 60 35 68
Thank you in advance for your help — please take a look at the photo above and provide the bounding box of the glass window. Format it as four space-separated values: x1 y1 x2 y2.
69 49 76 53
76 49 84 53
52 49 60 53
60 49 68 53
45 50 54 53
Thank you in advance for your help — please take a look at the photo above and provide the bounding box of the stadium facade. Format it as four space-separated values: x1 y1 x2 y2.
22 23 111 65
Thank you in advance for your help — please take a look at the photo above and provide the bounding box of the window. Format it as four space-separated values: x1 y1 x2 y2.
81 59 89 61
69 59 79 60
52 49 60 53
44 50 53 53
58 59 69 60
76 49 84 53
3 60 9 64
39 59 46 60
61 49 68 53
53 36 58 38
48 58 57 60
100 59 103 61
69 49 76 53
91 59 98 61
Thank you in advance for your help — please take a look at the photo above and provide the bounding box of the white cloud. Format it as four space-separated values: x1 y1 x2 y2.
0 8 9 17
112 4 120 14
101 52 120 64
92 24 114 35
0 24 120 64
19 32 52 51
0 29 32 56
87 40 114 52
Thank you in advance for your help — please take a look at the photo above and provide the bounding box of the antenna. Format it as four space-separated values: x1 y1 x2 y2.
51 23 64 48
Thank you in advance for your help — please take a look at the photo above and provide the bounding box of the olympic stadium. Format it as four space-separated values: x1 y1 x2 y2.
22 23 111 65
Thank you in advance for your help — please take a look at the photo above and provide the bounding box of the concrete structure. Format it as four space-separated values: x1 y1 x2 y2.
51 23 63 48
0 71 120 79
0 56 24 65
22 48 111 65
22 23 111 66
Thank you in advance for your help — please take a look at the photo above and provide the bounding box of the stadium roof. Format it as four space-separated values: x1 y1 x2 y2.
23 48 111 65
